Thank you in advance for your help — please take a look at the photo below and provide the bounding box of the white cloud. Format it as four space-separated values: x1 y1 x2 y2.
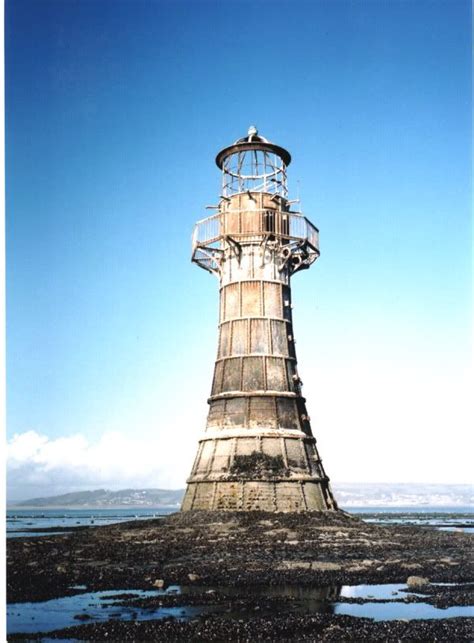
7 430 193 502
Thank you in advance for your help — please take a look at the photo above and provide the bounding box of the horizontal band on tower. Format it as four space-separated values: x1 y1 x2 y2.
214 354 297 363
198 428 312 441
218 315 291 324
219 277 292 290
187 474 329 484
208 391 306 402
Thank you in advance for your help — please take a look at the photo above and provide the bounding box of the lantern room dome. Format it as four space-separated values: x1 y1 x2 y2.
234 126 270 145
216 126 291 169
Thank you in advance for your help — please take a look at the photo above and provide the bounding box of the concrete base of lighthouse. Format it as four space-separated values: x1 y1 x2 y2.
182 479 336 512
181 429 338 512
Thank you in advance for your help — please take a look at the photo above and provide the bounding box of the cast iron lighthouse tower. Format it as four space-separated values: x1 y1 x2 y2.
181 127 338 512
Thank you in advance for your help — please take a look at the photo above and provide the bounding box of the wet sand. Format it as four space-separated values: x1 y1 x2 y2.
7 510 474 640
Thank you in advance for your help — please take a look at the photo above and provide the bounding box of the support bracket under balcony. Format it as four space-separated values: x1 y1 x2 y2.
278 240 319 275
224 235 242 263
192 244 224 275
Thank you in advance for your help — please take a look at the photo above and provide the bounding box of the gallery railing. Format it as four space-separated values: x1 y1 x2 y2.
192 209 319 274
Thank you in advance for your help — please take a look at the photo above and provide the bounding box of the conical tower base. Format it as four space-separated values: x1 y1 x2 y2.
182 405 338 512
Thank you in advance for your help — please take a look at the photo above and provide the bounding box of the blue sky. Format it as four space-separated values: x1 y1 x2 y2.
6 0 471 499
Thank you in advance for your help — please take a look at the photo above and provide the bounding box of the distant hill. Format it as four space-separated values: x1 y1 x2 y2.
8 483 472 509
10 488 185 508
333 483 473 508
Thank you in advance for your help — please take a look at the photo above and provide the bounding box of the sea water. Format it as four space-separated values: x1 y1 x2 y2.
6 507 176 537
6 506 473 538
7 583 474 635
349 506 474 532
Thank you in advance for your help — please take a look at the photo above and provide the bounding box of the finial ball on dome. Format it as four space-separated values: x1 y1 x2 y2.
248 125 258 137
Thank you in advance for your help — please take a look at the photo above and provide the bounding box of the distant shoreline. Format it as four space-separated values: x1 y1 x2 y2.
7 505 180 510
7 504 472 511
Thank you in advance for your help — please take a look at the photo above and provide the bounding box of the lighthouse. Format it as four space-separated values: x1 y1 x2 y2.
181 128 338 512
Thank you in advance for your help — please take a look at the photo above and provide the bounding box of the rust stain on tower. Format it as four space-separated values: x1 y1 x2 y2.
182 127 338 512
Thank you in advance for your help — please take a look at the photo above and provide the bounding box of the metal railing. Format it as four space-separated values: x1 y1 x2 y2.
289 215 319 251
192 209 319 253
221 150 288 198
192 212 221 248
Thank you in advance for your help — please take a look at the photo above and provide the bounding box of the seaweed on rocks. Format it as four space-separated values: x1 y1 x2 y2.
8 614 474 641
7 510 473 641
229 452 290 478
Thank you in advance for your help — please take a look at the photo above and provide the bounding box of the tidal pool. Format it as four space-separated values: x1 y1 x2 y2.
7 588 209 635
7 583 474 636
